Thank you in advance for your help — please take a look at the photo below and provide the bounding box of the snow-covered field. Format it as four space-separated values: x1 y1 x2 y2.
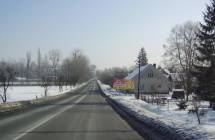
0 83 85 103
98 81 215 139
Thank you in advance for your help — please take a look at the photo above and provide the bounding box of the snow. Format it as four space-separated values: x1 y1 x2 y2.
0 83 86 103
163 69 171 75
99 81 215 139
15 77 27 81
172 88 185 92
170 73 185 82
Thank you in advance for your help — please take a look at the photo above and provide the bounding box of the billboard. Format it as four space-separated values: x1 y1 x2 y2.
113 79 134 90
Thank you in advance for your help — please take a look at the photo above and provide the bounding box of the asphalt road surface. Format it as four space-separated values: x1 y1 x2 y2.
0 81 145 140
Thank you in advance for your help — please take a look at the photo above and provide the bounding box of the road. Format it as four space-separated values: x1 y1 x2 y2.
0 81 145 140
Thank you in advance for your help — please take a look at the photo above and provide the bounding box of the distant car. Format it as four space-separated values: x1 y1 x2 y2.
171 89 185 99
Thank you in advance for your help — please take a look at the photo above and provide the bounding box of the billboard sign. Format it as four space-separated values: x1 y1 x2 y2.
113 79 134 90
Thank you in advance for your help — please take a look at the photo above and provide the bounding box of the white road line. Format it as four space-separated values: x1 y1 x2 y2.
13 94 87 140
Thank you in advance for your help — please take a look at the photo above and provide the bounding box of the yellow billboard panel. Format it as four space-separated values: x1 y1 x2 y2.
113 79 134 90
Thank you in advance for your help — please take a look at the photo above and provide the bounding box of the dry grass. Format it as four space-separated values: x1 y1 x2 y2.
30 93 67 105
0 102 23 112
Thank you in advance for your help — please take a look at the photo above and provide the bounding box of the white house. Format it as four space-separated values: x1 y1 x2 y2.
162 69 186 99
125 64 171 95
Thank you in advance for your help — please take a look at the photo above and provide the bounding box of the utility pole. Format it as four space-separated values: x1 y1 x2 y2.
137 58 140 99
135 47 147 99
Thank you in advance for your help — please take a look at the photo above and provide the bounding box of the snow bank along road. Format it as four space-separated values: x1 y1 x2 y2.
0 81 145 140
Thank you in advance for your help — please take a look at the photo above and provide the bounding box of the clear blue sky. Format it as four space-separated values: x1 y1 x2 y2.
0 0 209 69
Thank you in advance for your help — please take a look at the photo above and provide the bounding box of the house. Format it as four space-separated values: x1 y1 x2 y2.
162 70 186 99
125 64 171 95
169 72 186 99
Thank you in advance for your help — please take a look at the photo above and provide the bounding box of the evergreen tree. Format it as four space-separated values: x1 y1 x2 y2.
136 47 148 66
135 47 148 99
194 0 215 102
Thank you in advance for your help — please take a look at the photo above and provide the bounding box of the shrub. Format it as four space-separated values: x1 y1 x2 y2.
176 100 188 110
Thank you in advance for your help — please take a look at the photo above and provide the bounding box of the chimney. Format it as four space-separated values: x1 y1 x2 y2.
153 63 156 68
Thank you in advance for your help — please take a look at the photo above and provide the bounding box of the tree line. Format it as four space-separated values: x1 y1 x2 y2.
97 67 129 87
0 48 94 102
163 0 215 108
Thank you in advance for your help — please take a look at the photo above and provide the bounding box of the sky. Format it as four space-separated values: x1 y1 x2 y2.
0 0 209 69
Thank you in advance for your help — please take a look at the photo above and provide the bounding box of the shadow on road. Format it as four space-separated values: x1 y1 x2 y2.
35 102 108 106
19 129 134 134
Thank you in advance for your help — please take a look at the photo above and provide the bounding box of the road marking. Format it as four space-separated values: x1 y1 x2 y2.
13 94 87 140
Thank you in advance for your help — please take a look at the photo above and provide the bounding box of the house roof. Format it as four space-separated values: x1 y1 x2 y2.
125 64 151 80
156 68 170 79
170 73 185 82
163 69 171 75
172 88 185 92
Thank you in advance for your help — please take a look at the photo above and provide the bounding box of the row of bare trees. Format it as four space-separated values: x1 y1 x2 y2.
5 49 59 80
0 48 93 102
58 49 93 86
37 49 93 97
163 0 215 124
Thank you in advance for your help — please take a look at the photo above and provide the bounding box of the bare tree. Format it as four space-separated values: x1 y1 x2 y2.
41 55 49 74
26 51 31 80
56 71 64 92
41 76 51 97
60 49 92 86
163 21 199 100
192 96 201 124
37 48 42 78
48 49 61 80
0 62 15 103
9 59 25 78
38 54 51 97
61 58 72 86
49 49 61 68
70 49 91 84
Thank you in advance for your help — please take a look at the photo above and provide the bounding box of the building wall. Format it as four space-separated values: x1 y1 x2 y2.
170 73 185 90
132 65 171 94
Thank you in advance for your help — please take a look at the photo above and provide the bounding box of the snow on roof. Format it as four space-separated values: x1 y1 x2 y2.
172 88 185 92
170 73 185 81
163 69 171 75
162 73 170 79
156 68 170 79
125 64 151 80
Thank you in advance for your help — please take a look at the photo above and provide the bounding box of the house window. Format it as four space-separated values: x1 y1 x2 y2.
140 84 144 90
148 72 153 78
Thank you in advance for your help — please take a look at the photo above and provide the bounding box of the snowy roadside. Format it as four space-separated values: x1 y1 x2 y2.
0 83 86 103
98 81 214 140
0 82 88 114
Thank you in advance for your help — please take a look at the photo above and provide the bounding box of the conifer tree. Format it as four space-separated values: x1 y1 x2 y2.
194 0 215 102
135 47 148 99
136 47 148 66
